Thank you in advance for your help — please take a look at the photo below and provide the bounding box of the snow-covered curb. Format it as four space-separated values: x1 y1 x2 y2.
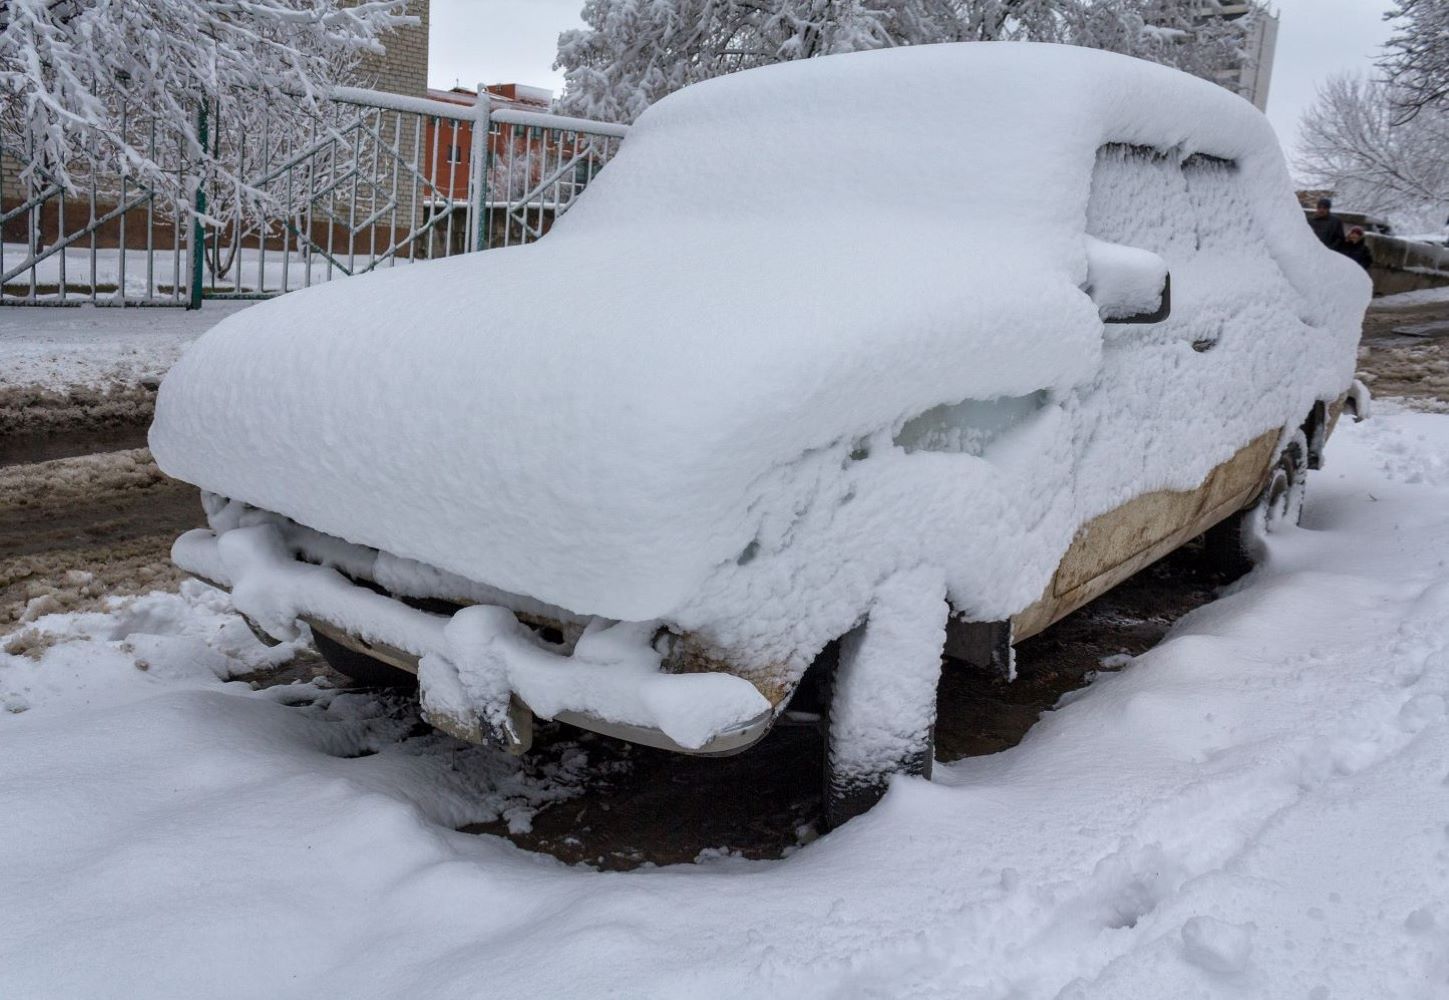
1373 284 1449 310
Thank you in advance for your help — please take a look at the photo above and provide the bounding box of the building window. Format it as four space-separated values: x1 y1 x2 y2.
446 144 464 164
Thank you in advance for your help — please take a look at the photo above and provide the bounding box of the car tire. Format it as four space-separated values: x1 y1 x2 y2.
823 718 934 832
311 629 418 688
819 636 938 832
1203 430 1307 579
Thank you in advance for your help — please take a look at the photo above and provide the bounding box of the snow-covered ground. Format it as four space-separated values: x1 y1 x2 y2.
3 410 1449 998
0 302 250 391
2 242 390 304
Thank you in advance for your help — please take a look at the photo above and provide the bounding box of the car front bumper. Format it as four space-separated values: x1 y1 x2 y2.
173 521 778 758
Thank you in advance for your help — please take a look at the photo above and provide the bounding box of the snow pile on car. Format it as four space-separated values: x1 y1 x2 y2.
150 42 1369 685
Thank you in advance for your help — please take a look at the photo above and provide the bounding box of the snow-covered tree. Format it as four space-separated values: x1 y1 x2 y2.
1380 0 1449 124
555 0 1262 123
0 0 415 216
1297 73 1449 233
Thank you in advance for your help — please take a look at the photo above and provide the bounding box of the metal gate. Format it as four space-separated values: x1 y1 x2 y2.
1 98 198 306
1 86 626 307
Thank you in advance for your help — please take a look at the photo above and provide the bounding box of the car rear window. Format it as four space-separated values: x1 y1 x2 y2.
1086 144 1249 263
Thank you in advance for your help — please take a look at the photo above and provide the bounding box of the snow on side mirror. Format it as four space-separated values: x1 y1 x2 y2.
1084 237 1171 324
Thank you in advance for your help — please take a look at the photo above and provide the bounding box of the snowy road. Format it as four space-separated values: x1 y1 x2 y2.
0 303 251 465
0 302 251 393
1361 290 1449 413
3 411 1449 998
0 449 198 627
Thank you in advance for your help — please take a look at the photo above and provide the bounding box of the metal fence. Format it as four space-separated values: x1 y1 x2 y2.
1 85 627 307
1 99 198 306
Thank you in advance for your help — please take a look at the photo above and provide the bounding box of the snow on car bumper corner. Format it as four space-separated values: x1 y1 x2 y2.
172 525 773 753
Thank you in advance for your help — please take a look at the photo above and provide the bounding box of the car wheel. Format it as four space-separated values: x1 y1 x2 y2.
823 711 934 832
311 629 418 688
1203 430 1307 579
819 626 940 832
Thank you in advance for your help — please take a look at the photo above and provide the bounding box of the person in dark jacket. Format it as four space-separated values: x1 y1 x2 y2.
1309 197 1345 250
1340 226 1373 271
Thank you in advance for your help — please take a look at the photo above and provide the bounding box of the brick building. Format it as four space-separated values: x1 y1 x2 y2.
423 84 555 201
416 83 620 253
357 0 431 97
347 0 432 250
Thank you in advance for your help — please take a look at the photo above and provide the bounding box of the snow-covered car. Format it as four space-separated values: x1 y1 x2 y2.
150 43 1371 826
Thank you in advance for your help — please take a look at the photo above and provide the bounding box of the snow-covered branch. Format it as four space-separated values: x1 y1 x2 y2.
1380 0 1449 124
1297 73 1449 232
0 0 416 217
555 0 1264 123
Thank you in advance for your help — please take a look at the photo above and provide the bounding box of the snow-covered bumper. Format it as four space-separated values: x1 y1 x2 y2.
172 523 775 756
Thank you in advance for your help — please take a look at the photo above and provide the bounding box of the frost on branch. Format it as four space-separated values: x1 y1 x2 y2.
555 0 1264 123
0 0 416 220
1380 0 1449 123
1297 73 1449 233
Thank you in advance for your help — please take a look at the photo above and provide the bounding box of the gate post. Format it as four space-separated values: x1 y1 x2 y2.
468 84 490 253
187 99 209 310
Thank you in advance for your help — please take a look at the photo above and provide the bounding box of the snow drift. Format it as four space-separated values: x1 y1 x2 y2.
6 411 1449 998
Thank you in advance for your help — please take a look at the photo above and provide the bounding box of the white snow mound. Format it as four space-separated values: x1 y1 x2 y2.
150 43 1368 678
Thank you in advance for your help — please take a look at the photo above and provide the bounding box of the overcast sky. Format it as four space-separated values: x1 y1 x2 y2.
429 0 1397 168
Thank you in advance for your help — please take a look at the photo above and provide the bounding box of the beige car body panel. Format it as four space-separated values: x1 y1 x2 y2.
1009 428 1278 642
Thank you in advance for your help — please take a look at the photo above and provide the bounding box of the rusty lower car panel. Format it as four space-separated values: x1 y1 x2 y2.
1010 429 1278 642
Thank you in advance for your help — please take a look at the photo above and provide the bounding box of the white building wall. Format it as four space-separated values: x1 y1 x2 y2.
1237 10 1278 111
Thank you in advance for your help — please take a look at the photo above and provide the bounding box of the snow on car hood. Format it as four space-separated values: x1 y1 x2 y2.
151 43 1368 642
151 225 1082 620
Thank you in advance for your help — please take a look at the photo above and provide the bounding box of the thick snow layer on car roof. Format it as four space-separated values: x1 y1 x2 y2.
151 43 1368 666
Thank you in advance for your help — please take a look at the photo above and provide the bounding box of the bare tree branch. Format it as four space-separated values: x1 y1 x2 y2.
0 0 415 221
1297 73 1449 232
554 1 1265 124
1380 0 1449 124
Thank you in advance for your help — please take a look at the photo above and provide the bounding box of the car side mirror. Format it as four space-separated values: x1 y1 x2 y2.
1084 237 1171 324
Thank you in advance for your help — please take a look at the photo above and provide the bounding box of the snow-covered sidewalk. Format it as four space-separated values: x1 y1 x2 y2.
0 303 253 462
3 411 1449 998
0 302 250 392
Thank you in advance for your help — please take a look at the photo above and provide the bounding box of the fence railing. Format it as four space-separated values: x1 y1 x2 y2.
1 100 198 306
484 106 627 250
1 85 626 307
